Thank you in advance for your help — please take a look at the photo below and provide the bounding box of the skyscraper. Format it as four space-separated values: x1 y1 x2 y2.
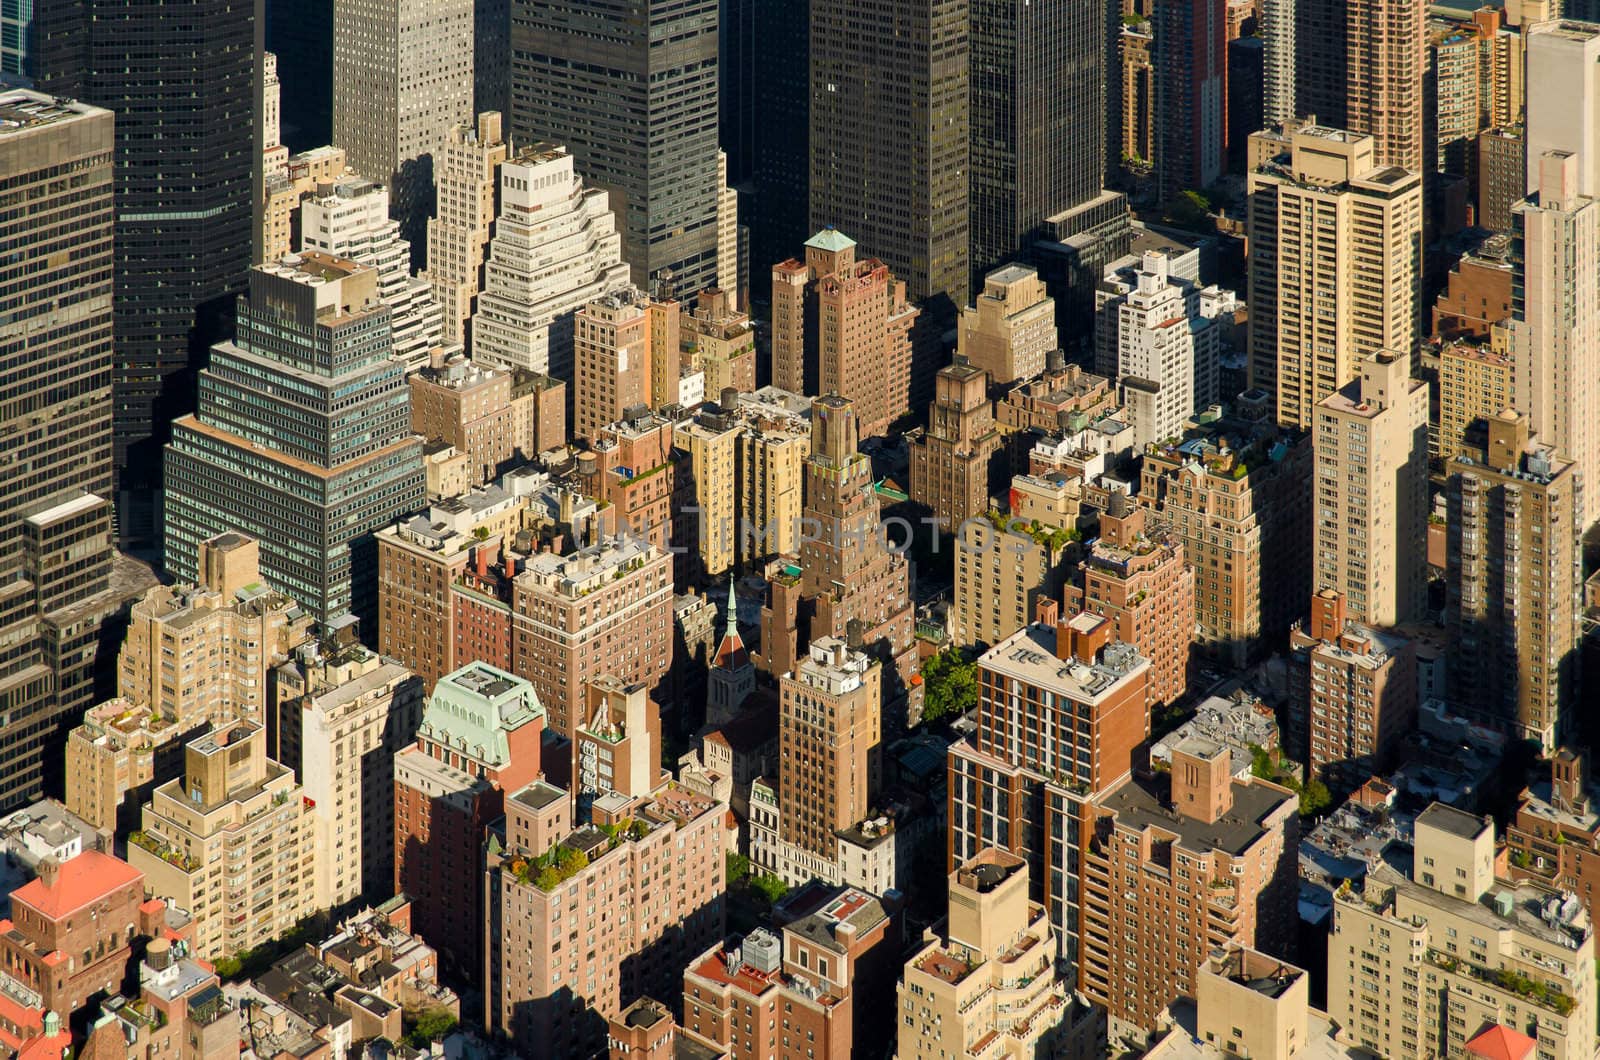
1247 123 1422 428
471 145 631 381
968 0 1105 284
1311 349 1429 626
266 0 334 149
0 92 120 812
164 254 427 631
908 360 1001 533
1509 151 1600 529
1344 0 1425 173
332 0 474 254
425 113 509 349
299 176 445 373
510 0 722 293
1447 411 1582 751
39 0 257 549
810 0 969 305
1526 21 1600 200
1151 0 1229 203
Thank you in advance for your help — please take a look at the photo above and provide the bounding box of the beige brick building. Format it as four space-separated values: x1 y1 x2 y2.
409 356 534 486
1330 803 1596 1060
1312 349 1429 626
274 642 424 909
425 112 508 347
128 721 316 960
1247 124 1422 428
1439 337 1512 463
950 481 1080 653
680 288 756 398
957 264 1057 386
898 849 1099 1060
259 145 349 265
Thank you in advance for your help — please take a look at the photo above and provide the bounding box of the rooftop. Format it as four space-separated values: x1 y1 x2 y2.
1097 772 1294 856
979 623 1147 705
10 851 142 921
1417 802 1490 841
0 91 108 132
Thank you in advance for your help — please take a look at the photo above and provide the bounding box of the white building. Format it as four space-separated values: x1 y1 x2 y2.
299 176 445 372
470 144 631 380
1525 20 1600 200
1113 251 1237 448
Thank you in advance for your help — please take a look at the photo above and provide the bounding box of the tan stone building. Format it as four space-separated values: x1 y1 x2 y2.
680 288 756 398
909 359 1000 532
510 536 674 736
273 642 425 909
1247 123 1423 428
957 264 1058 385
1082 739 1299 1040
1138 407 1313 666
128 721 316 960
259 145 349 265
574 288 655 444
425 112 508 347
950 487 1080 652
114 533 313 731
1439 337 1512 462
898 849 1099 1060
65 698 187 836
1446 411 1583 750
485 782 725 1057
1312 349 1429 626
1330 802 1596 1060
770 231 918 438
1287 588 1418 787
1063 499 1193 708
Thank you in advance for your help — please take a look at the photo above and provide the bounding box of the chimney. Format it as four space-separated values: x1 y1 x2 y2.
35 856 60 891
1553 750 1587 813
476 544 490 580
505 551 518 580
1308 588 1345 642
1170 738 1233 824
1058 611 1109 664
1036 597 1060 629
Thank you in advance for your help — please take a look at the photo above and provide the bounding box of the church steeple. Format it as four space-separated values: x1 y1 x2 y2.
708 577 754 725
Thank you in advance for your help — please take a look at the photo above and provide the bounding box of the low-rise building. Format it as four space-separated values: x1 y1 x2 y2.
91 935 238 1060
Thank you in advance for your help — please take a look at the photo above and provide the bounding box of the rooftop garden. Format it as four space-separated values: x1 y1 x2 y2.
510 843 590 891
982 510 1080 553
128 830 201 872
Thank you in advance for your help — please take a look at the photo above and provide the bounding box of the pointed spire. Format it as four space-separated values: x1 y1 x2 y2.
724 573 739 638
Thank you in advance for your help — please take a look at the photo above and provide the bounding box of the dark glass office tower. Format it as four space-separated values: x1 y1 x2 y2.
1295 0 1346 129
746 0 808 305
475 0 511 119
1152 0 1228 204
969 0 1108 285
267 0 334 149
0 93 126 812
720 0 756 185
40 0 258 552
510 0 722 294
810 0 970 307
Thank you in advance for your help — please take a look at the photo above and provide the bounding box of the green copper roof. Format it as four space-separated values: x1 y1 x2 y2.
421 662 544 769
805 228 856 253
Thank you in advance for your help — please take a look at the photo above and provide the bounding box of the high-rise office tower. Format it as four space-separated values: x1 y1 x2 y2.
1311 350 1429 626
745 0 810 302
38 0 256 549
299 176 445 373
968 0 1105 286
1447 412 1582 751
475 0 510 119
425 114 509 349
1525 21 1600 200
164 254 427 632
769 231 919 438
332 0 473 255
471 145 630 381
267 0 334 149
510 0 722 294
1509 151 1600 529
0 93 121 813
1247 123 1422 428
909 360 1001 533
810 0 968 305
1152 0 1229 204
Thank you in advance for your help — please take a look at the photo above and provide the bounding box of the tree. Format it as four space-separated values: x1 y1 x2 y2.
1299 779 1332 818
1167 189 1212 230
751 872 789 905
921 650 978 724
726 851 751 884
407 1008 458 1046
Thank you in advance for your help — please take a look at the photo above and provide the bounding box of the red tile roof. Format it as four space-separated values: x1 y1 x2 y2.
1466 1025 1537 1060
11 851 143 921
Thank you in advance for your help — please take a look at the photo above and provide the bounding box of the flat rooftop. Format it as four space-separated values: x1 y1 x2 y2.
979 623 1146 706
1098 772 1293 856
0 90 108 132
1417 802 1490 841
